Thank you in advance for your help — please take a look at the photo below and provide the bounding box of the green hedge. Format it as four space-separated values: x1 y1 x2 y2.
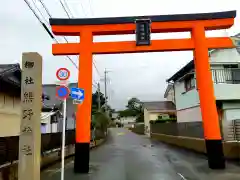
92 112 110 139
150 118 177 124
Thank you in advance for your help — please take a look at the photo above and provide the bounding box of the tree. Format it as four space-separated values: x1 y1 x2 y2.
126 97 142 112
118 97 144 123
136 113 144 122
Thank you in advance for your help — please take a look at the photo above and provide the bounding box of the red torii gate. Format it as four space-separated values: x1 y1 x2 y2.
50 10 236 173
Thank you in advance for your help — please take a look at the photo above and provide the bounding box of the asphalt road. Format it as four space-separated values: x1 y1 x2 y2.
41 128 240 180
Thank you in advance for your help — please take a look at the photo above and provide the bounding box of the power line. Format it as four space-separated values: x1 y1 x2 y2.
23 0 98 88
78 1 87 16
63 0 74 17
45 0 100 77
38 0 70 43
87 0 94 16
31 0 48 23
59 0 71 18
26 0 76 67
93 59 101 77
39 0 52 17
56 0 101 77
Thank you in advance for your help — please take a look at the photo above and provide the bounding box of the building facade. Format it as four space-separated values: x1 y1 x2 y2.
165 46 240 140
143 101 176 137
43 83 77 131
0 64 50 137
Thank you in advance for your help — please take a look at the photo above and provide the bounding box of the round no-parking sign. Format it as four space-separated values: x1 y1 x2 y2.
56 86 70 99
56 68 70 81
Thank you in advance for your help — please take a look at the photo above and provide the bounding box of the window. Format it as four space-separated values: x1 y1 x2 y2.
184 75 195 92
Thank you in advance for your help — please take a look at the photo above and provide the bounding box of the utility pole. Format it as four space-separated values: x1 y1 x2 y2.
97 83 101 111
104 69 108 103
104 69 110 115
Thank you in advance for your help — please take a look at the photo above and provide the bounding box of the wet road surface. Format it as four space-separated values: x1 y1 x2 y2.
41 128 240 180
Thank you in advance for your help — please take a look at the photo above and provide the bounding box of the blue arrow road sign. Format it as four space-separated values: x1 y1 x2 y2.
70 88 84 101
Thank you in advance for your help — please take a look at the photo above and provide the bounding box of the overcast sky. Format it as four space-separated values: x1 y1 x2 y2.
1 0 240 110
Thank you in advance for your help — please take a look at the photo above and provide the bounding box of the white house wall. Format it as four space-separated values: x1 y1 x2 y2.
166 88 175 103
222 102 240 109
144 108 150 136
0 93 21 137
177 106 202 123
210 48 240 64
174 82 200 110
149 112 164 121
222 102 240 121
175 83 240 111
120 117 136 124
214 84 240 100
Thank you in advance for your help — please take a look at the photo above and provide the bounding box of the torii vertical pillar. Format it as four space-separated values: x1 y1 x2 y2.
74 31 93 173
192 26 225 168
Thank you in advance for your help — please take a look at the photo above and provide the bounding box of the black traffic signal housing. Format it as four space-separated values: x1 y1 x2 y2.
135 19 151 46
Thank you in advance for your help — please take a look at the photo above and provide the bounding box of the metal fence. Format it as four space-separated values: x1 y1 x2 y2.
211 68 240 84
0 130 75 166
150 122 204 138
224 119 240 141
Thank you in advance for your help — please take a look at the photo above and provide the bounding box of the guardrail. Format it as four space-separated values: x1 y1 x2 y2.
0 130 75 166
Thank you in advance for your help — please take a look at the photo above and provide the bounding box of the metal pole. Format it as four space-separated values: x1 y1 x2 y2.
104 69 107 103
97 83 101 111
61 98 67 180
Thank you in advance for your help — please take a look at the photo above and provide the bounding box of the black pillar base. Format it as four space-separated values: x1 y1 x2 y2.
205 139 225 169
74 143 90 173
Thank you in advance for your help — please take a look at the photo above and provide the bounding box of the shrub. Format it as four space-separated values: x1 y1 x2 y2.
150 118 177 124
92 112 110 131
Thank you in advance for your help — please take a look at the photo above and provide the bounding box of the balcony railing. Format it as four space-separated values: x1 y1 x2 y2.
211 68 240 84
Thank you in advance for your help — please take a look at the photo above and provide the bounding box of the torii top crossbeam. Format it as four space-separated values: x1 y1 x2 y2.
49 11 236 55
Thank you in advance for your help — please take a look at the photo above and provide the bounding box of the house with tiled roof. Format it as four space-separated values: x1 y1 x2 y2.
143 101 176 136
0 63 51 136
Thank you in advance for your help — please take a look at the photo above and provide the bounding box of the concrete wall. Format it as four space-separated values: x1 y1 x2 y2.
0 93 21 137
151 133 240 160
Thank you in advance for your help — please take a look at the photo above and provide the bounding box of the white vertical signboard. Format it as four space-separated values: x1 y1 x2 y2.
18 53 42 180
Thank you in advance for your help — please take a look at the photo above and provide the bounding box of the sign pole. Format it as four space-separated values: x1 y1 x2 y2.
56 67 70 180
18 52 42 180
61 98 67 180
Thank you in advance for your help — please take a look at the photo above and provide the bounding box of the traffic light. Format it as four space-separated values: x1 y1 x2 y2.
135 19 151 46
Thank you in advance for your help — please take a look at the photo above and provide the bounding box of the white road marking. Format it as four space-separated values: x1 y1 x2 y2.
177 173 187 180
